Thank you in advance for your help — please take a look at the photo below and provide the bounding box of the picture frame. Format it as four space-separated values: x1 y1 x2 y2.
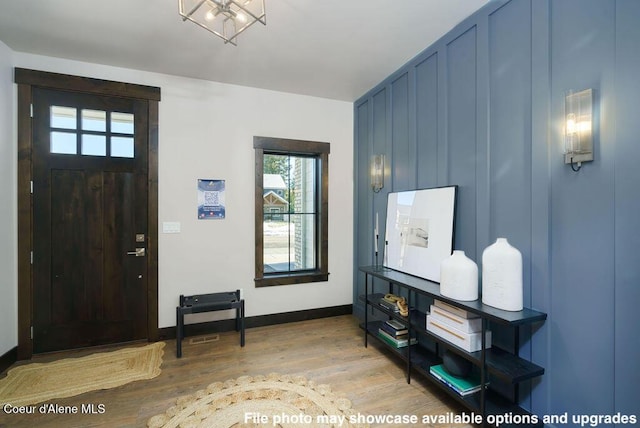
383 185 457 283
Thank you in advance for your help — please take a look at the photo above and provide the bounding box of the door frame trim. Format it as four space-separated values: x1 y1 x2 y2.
15 68 161 359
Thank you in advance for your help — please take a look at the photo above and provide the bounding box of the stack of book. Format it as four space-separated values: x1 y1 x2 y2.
429 364 486 396
426 300 492 352
377 319 416 348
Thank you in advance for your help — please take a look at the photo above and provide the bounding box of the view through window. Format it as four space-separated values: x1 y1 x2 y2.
254 137 329 287
263 153 317 273
50 106 135 158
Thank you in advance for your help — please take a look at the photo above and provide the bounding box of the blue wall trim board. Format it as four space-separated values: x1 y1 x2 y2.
353 0 640 421
614 0 640 417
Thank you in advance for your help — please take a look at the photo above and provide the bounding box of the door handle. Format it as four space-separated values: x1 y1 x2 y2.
127 248 146 257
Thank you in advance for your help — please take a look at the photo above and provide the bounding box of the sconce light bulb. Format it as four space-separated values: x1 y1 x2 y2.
566 113 577 135
578 121 591 133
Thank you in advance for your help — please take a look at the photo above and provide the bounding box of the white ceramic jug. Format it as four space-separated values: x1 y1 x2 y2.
440 250 478 301
481 238 523 311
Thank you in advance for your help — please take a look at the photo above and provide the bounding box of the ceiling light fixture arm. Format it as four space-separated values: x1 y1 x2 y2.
181 0 208 21
178 0 266 46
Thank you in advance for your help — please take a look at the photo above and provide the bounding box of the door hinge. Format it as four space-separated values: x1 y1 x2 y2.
30 180 33 194
30 326 33 340
30 104 33 118
30 251 33 264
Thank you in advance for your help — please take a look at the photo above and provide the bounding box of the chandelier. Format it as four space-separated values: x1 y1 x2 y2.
179 0 266 46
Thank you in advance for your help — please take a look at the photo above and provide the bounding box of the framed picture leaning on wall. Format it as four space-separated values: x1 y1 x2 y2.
384 185 457 283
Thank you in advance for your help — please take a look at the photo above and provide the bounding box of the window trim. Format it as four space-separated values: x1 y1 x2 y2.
254 136 329 287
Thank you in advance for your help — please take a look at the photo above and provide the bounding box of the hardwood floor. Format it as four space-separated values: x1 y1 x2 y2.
0 315 471 427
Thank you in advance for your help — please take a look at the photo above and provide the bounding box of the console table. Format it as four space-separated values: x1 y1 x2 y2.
176 290 245 358
360 265 546 427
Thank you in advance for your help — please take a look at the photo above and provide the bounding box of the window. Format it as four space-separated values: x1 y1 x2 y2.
49 105 135 158
254 136 329 287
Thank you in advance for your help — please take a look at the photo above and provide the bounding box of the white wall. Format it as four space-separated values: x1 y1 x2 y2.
0 42 16 356
12 53 354 331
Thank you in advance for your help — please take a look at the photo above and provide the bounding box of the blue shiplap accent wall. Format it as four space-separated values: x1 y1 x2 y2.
353 0 640 421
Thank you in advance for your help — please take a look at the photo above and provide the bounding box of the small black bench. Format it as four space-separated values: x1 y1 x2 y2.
176 290 245 358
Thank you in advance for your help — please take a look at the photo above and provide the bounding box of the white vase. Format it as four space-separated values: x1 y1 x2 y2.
481 238 523 311
440 250 478 301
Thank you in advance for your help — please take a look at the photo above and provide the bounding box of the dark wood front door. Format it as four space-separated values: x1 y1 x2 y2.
31 88 149 353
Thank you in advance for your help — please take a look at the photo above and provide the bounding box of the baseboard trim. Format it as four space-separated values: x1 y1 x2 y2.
0 346 18 376
158 304 352 341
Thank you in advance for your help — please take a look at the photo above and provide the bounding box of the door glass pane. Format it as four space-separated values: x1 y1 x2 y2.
50 131 77 154
111 112 134 134
81 134 106 156
51 106 76 129
111 136 134 158
81 109 106 132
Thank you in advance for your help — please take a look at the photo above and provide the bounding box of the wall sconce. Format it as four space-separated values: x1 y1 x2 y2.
371 154 385 193
564 89 594 172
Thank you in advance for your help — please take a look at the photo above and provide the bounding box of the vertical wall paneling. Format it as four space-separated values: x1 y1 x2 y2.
474 13 490 264
407 68 418 193
488 0 532 258
445 26 478 258
488 0 534 408
353 100 370 316
415 54 439 189
549 0 615 416
614 0 640 415
436 45 449 188
372 89 388 193
372 89 388 295
391 74 411 191
529 0 551 415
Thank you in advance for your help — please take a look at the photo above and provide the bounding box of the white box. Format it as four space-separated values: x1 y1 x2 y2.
429 305 483 333
427 315 491 352
433 299 477 319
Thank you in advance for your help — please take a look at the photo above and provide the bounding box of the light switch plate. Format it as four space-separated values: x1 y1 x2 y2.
162 221 181 233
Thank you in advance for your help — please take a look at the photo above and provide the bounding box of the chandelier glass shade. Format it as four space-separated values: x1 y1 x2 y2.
179 0 266 46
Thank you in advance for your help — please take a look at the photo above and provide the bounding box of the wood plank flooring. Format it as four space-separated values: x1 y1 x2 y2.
0 315 472 427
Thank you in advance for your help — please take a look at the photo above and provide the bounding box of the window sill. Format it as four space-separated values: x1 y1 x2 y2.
254 272 329 287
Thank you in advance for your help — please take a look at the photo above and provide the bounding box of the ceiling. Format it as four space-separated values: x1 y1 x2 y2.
0 0 487 102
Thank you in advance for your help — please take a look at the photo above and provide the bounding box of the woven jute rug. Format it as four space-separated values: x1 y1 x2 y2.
0 342 164 407
147 373 370 428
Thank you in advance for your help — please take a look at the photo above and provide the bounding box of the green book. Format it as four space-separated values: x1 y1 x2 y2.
377 329 417 348
429 364 486 395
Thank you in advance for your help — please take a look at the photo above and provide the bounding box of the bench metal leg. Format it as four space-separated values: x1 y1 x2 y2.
176 306 184 358
240 299 245 347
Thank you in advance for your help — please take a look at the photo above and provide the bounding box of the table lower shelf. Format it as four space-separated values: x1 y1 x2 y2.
361 322 543 428
361 293 545 383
